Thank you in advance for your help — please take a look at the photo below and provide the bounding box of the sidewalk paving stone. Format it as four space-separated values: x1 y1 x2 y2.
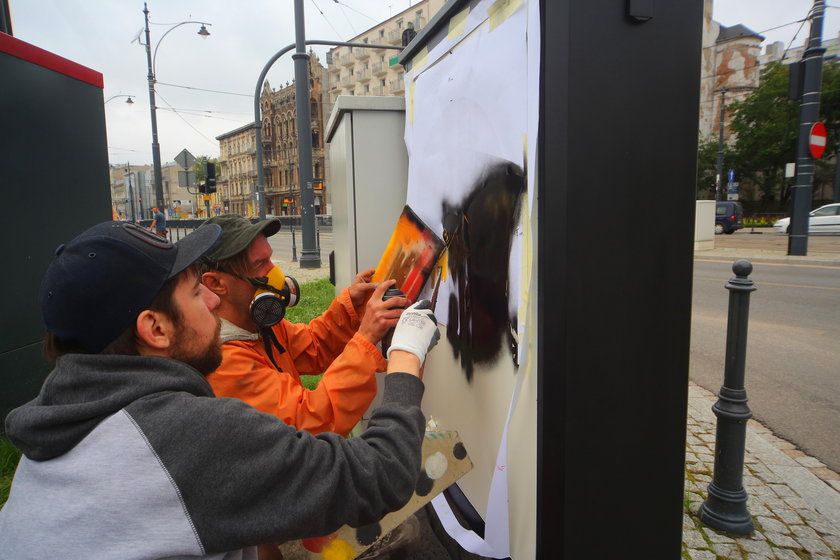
683 382 840 559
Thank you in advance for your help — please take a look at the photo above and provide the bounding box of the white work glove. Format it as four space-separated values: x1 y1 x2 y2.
386 300 440 364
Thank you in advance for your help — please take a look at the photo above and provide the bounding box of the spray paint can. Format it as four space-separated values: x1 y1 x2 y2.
381 286 407 356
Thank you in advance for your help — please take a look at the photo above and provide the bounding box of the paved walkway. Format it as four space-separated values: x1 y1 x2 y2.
684 382 840 560
687 241 840 558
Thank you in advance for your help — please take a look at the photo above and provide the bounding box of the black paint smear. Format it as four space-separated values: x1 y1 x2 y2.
356 522 382 546
443 161 524 382
453 442 467 460
415 470 434 496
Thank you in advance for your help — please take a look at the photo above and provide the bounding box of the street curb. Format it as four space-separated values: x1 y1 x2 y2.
688 382 840 532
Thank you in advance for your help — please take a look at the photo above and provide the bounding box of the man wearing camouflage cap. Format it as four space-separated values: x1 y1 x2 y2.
198 214 411 436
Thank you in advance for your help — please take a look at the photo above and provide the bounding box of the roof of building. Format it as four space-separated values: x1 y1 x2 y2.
717 24 764 44
215 122 258 141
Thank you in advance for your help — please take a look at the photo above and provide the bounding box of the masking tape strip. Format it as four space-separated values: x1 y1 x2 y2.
412 46 429 73
409 80 416 125
448 7 471 39
488 0 523 32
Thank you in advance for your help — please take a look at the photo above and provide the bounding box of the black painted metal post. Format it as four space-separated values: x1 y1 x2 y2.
291 219 298 262
699 259 757 535
715 88 726 202
789 0 826 255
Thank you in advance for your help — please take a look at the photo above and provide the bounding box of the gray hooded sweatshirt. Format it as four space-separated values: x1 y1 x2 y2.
0 354 424 559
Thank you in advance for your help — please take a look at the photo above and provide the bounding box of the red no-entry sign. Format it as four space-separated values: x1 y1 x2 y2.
809 122 827 159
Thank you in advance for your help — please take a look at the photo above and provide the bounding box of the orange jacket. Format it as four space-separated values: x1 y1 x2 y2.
206 288 385 436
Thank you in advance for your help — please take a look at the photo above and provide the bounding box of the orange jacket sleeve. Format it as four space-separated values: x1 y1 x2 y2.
206 289 386 436
279 287 365 374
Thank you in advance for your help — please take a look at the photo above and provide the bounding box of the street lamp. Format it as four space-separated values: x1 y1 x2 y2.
105 94 135 105
140 2 211 214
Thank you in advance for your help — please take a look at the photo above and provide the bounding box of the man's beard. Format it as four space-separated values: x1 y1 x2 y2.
170 316 223 376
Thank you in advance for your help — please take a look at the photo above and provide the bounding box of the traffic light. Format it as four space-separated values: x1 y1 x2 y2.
204 161 217 194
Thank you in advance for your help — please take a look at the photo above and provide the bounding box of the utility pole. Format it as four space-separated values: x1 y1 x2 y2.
143 3 165 215
126 166 137 223
715 88 727 202
292 0 320 268
789 0 826 256
834 125 840 203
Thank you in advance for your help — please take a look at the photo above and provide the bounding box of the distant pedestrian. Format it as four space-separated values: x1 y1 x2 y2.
150 207 167 238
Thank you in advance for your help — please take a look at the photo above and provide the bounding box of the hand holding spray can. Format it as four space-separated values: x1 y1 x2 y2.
380 286 407 355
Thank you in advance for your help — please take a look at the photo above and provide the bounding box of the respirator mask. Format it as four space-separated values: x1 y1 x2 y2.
248 266 300 328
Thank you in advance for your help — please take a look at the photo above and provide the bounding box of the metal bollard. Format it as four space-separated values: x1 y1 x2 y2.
699 259 757 535
291 222 298 262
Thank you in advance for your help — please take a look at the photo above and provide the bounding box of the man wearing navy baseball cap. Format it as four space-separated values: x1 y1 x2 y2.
0 221 441 559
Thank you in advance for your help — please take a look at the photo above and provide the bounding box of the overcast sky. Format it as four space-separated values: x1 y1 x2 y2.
7 1 839 168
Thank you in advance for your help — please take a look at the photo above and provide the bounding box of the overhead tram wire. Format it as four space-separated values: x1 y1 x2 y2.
156 81 252 98
334 1 357 36
311 0 344 39
333 1 381 23
155 91 218 148
698 10 820 86
156 107 250 123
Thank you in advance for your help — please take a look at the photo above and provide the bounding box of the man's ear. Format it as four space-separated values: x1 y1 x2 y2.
135 309 173 351
201 271 227 296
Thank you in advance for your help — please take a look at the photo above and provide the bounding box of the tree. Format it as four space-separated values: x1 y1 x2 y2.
725 61 840 207
728 62 798 206
814 62 840 196
192 156 219 184
696 134 737 199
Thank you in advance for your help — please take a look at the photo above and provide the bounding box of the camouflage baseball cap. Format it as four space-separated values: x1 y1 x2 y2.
200 214 281 263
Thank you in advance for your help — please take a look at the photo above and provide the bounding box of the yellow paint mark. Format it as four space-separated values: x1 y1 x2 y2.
519 192 532 314
438 250 449 282
522 132 529 176
488 0 523 32
448 7 471 39
412 47 429 72
409 80 415 125
322 538 355 560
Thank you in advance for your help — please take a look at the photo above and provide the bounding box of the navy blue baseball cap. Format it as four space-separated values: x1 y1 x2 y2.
39 221 221 353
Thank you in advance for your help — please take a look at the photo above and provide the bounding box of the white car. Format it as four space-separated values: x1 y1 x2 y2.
773 203 840 234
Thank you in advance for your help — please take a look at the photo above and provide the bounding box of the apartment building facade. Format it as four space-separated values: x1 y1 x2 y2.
325 0 445 109
216 123 259 217
216 52 328 217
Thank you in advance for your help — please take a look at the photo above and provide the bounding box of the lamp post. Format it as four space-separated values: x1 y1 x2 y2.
140 2 210 215
105 94 135 105
126 166 137 223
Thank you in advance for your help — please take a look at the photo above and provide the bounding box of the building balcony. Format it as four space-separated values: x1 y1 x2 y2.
356 68 371 82
339 75 354 87
339 53 354 67
372 62 386 76
389 76 405 94
369 85 383 96
353 47 369 60
387 29 401 45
